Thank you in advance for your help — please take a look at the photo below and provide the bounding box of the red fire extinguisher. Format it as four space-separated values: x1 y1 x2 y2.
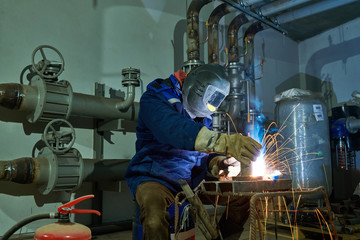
2 195 101 240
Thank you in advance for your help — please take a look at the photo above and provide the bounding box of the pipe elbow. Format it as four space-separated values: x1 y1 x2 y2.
116 85 136 111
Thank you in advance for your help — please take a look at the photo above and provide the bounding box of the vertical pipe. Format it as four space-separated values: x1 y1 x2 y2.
227 14 249 63
243 22 263 124
226 14 249 134
186 0 212 61
207 3 234 64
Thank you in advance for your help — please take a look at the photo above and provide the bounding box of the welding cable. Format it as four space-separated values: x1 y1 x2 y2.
1 212 59 240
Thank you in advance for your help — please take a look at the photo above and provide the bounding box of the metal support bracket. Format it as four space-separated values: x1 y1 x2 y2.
221 0 288 35
97 119 136 133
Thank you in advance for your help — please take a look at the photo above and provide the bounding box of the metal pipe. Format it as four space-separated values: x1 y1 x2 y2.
82 158 130 182
242 0 263 6
347 117 360 134
207 3 234 64
0 158 37 184
115 85 136 111
259 0 311 17
276 0 358 24
186 0 213 61
0 83 139 122
227 13 249 63
221 0 288 35
0 156 130 192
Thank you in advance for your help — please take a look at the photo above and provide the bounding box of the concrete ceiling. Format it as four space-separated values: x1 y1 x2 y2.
246 0 360 42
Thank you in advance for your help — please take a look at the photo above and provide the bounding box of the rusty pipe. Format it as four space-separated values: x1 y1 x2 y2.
0 158 36 184
207 3 234 64
186 0 212 61
227 14 249 63
0 155 130 188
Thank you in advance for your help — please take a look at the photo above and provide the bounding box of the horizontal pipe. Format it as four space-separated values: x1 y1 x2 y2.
83 159 130 182
259 0 311 17
72 93 139 121
347 118 360 134
0 83 139 122
0 156 130 186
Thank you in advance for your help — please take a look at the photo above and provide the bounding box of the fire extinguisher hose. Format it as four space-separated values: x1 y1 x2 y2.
1 212 59 240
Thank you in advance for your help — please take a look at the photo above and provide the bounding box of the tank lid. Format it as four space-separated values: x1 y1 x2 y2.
274 88 312 103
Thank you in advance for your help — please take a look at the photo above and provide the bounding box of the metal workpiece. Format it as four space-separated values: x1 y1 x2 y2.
200 178 293 194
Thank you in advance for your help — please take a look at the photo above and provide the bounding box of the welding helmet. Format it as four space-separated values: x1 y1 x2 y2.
182 64 230 118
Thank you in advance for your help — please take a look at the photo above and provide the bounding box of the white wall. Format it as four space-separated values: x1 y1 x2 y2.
299 17 360 111
0 0 189 235
254 29 299 120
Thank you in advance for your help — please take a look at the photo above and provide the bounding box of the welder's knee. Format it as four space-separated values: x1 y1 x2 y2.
142 210 170 240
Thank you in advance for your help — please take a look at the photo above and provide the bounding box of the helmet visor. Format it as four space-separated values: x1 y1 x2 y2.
203 85 227 112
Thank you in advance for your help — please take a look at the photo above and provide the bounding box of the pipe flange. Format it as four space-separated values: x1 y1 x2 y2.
121 67 140 87
181 59 204 74
346 116 359 134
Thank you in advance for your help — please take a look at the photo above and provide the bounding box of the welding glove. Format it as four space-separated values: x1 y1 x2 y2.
208 156 240 179
195 126 262 166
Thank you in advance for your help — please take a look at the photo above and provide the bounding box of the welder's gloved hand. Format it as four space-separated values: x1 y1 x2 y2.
209 156 240 179
195 126 262 166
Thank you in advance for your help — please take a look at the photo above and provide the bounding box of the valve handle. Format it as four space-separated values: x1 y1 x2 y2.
58 194 101 216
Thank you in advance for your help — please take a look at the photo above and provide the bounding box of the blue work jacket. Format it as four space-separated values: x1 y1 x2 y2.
125 74 215 198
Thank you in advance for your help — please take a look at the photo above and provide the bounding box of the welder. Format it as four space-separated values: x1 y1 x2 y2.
125 64 262 239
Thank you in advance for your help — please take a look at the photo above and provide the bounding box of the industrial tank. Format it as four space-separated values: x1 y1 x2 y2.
275 88 332 199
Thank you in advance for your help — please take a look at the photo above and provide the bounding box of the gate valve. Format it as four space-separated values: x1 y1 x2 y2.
57 194 101 217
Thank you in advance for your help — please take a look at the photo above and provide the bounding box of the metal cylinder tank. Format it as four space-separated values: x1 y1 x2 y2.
275 88 332 199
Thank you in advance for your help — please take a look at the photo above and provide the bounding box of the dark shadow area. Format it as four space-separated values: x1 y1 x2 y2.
305 36 360 78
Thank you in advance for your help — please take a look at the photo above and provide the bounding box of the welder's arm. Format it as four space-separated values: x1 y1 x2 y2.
195 126 262 166
140 91 204 150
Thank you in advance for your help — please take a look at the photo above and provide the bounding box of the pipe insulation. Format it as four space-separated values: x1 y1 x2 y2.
186 0 212 61
207 3 235 64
